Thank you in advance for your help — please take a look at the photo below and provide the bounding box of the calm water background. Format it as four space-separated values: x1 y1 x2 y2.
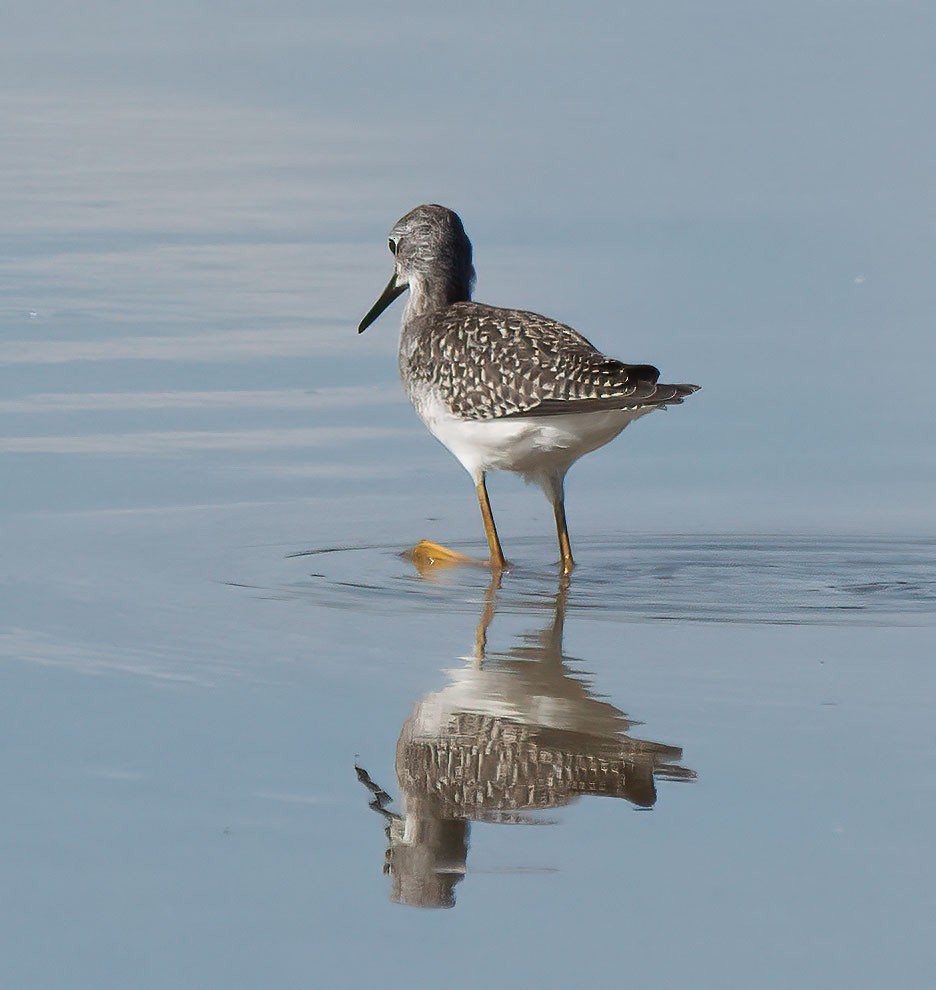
2 2 935 987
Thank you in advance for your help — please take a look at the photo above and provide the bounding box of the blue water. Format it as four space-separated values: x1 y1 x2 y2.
3 3 936 987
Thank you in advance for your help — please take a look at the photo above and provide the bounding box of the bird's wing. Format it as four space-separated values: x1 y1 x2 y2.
405 303 698 420
504 382 700 417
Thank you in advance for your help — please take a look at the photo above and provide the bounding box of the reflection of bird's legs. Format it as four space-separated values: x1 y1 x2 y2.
474 571 569 670
473 570 503 664
525 573 571 673
547 575 570 657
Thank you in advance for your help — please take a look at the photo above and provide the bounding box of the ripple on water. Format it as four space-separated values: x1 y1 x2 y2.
242 535 936 627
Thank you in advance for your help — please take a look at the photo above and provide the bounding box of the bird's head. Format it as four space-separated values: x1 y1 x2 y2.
358 204 475 332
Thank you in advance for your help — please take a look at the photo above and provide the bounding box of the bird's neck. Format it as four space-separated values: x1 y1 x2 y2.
405 273 472 319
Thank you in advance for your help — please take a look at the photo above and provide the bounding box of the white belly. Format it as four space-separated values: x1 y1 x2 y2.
414 391 654 484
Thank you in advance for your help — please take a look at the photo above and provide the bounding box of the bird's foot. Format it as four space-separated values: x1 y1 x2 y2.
405 539 485 574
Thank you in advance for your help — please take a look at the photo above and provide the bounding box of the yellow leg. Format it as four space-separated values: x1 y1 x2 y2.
553 496 575 575
476 475 507 571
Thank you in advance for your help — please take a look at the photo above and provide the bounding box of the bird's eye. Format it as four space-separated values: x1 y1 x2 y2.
388 239 397 254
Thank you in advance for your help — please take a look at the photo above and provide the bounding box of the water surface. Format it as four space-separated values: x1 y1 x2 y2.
3 3 936 987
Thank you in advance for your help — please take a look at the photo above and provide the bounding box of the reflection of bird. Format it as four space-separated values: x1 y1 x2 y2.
358 204 699 573
356 577 695 909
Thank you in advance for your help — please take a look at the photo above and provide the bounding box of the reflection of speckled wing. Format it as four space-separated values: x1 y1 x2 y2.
401 302 699 421
397 711 695 815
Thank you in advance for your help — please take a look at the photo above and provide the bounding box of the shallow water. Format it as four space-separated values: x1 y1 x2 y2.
4 3 936 987
283 535 936 624
4 508 934 986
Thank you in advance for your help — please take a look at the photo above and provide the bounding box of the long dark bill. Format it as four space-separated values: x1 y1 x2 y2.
357 274 407 333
